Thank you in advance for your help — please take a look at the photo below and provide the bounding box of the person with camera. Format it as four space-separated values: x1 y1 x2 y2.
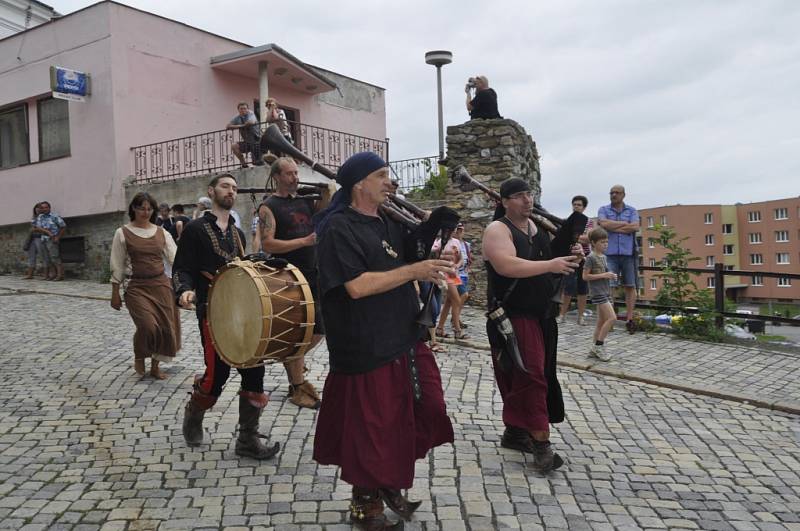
465 75 502 120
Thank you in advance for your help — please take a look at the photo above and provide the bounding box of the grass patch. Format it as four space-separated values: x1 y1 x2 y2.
755 334 788 342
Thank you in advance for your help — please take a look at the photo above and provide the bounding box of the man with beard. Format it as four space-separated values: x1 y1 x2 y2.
482 178 580 472
258 157 331 409
313 152 457 530
173 173 280 459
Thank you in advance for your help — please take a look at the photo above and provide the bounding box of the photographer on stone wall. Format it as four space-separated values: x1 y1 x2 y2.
465 75 502 120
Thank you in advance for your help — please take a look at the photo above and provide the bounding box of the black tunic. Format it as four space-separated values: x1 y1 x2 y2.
172 211 246 321
317 208 420 374
263 195 317 283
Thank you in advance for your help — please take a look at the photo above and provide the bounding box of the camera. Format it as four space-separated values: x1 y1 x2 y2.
466 77 477 90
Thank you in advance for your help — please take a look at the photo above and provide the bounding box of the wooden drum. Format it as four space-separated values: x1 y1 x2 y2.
207 259 315 368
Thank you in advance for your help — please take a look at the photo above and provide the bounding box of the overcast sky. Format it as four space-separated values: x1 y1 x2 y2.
58 0 800 217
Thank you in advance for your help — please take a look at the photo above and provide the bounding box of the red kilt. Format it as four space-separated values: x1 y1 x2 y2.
313 341 454 489
491 316 550 433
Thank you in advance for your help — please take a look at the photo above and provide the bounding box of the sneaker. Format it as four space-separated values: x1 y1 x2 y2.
588 344 599 358
558 315 567 324
595 344 612 362
577 317 586 326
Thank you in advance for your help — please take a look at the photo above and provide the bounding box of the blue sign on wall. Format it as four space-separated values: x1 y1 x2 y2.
50 66 91 102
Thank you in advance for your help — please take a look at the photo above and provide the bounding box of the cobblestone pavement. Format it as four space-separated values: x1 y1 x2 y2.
448 307 800 414
1 276 799 530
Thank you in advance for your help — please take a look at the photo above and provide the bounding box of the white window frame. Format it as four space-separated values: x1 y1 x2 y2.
721 224 732 234
776 253 790 265
775 230 789 243
752 274 763 286
749 232 762 244
704 234 714 246
750 254 763 265
706 256 715 267
646 216 654 228
660 215 668 226
650 278 657 290
748 211 762 223
704 213 713 224
706 277 715 289
777 277 791 287
774 208 788 220
722 244 734 255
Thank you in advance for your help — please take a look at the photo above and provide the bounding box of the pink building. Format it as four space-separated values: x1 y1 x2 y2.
0 1 387 275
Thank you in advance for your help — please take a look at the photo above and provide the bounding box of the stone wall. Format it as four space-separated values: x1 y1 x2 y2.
442 118 543 306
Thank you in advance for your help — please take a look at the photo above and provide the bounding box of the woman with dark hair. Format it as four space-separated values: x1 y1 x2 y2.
110 192 181 378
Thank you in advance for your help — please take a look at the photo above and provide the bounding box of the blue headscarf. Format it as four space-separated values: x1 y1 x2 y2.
313 152 388 237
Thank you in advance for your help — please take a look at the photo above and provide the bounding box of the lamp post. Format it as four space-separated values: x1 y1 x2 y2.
425 50 452 161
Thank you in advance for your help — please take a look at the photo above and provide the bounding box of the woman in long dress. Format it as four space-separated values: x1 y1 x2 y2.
110 192 181 379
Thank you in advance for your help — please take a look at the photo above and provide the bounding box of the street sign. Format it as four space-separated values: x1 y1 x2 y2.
50 66 91 102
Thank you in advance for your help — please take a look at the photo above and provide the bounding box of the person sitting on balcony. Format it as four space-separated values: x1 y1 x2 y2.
227 102 263 168
262 98 293 163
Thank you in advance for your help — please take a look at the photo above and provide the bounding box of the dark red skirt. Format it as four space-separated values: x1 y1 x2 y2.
491 316 550 433
313 341 454 489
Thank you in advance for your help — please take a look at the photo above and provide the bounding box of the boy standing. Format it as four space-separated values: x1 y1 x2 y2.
583 228 618 361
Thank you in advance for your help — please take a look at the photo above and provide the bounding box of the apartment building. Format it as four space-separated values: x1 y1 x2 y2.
639 197 800 303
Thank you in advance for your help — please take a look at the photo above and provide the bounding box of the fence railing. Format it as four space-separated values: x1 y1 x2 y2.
389 156 439 192
131 120 388 184
634 264 800 327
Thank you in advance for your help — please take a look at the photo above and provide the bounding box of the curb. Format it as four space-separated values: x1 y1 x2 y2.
438 337 800 416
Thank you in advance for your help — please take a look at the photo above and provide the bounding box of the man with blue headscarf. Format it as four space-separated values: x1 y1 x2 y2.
313 152 457 530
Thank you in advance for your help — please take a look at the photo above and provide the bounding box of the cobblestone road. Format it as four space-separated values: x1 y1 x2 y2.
1 277 799 530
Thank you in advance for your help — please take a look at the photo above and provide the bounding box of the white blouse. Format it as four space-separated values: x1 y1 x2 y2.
110 224 177 284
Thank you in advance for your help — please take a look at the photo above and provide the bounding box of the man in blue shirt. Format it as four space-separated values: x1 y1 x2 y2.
227 102 263 168
597 185 639 330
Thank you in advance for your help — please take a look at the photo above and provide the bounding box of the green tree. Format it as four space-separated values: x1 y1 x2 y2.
648 224 724 341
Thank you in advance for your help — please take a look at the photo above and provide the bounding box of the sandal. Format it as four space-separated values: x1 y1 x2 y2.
454 329 469 340
430 344 447 353
435 328 450 338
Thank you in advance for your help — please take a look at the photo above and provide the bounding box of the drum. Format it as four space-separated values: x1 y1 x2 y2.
207 259 314 368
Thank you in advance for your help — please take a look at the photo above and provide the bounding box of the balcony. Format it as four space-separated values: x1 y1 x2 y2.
131 120 388 184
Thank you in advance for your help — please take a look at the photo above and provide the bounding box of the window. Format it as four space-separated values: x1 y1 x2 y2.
706 256 715 267
749 232 762 244
776 230 789 242
706 277 715 289
778 277 792 287
650 278 657 290
752 275 763 286
705 234 714 246
38 98 70 161
0 104 29 169
646 216 654 228
750 254 763 265
648 239 655 249
660 215 668 226
722 223 732 234
774 207 788 220
777 253 790 264
649 258 656 267
704 213 713 224
723 244 734 255
724 265 734 271
748 211 761 222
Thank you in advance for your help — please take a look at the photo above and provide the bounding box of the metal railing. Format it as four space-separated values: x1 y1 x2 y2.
131 120 388 184
389 156 439 192
635 264 800 327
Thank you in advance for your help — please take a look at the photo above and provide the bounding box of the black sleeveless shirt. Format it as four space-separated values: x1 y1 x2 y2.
485 217 558 318
264 195 317 279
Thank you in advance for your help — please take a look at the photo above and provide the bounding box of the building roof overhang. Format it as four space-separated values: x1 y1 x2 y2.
210 43 336 95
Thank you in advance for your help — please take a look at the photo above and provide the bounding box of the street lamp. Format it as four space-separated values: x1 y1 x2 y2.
425 50 452 161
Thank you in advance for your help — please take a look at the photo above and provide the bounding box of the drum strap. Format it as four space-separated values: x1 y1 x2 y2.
407 346 421 403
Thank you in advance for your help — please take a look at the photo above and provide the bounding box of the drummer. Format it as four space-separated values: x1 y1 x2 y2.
257 157 333 409
173 173 281 459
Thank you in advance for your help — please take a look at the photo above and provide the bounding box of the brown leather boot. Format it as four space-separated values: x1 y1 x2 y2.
183 389 215 447
288 380 321 409
23 268 33 279
351 487 404 530
235 391 280 459
500 426 535 453
379 488 421 521
531 440 564 473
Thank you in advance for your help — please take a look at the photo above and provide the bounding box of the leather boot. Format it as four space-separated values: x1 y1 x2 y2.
379 488 421 521
500 426 535 453
288 380 321 409
235 391 280 460
351 487 404 530
531 440 564 473
23 268 33 279
183 388 215 447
